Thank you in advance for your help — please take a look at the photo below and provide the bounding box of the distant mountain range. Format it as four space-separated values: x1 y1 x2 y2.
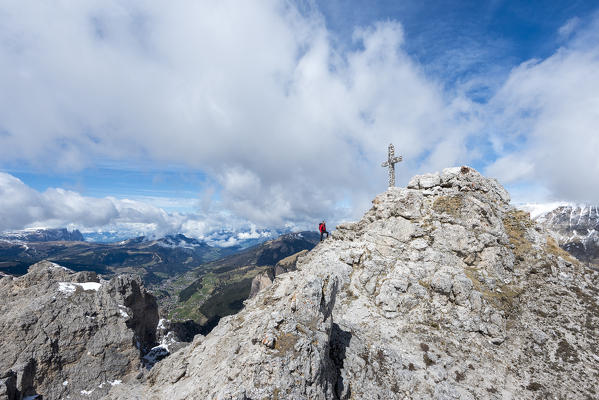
0 231 230 278
0 227 84 242
80 228 285 249
523 204 599 268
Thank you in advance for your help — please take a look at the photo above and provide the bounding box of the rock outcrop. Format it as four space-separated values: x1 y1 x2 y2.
0 261 159 400
110 167 599 399
248 249 309 298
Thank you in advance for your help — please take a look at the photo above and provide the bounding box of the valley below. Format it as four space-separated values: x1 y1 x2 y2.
0 229 320 336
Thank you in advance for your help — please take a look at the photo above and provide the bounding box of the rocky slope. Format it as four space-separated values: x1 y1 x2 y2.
109 167 599 399
248 249 309 298
0 261 159 400
531 205 599 268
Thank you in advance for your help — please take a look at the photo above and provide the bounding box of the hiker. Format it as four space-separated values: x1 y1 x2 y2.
319 220 329 241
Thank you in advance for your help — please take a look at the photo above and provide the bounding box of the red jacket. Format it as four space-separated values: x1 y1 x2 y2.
319 223 326 233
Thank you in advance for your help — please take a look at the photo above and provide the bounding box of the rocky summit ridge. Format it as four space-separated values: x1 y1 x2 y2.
0 261 158 400
5 167 597 400
105 166 599 399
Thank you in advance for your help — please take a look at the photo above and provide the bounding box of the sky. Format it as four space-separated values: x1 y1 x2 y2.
0 0 598 244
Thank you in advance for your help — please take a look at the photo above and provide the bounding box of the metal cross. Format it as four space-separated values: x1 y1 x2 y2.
381 143 402 187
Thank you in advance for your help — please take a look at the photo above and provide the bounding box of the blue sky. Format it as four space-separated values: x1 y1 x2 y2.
0 0 598 242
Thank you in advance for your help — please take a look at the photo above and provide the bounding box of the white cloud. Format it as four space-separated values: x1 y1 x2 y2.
558 17 580 39
0 172 296 242
2 0 596 230
484 16 599 202
0 1 475 228
485 154 534 183
0 172 175 234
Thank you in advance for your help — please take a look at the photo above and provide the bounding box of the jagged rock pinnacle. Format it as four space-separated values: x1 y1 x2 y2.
110 166 599 399
0 261 158 400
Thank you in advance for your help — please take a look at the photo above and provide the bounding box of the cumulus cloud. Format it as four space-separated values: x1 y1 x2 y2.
0 172 176 234
484 15 599 202
1 0 597 234
0 172 289 244
0 0 475 228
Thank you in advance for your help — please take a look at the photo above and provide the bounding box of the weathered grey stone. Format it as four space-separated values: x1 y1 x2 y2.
0 261 158 400
431 271 453 295
419 172 441 188
248 249 309 298
109 166 599 400
0 371 17 400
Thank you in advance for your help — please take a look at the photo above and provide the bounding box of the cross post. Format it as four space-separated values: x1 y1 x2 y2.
381 143 402 187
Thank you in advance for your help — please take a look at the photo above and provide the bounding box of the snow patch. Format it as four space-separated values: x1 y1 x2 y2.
57 281 101 295
518 202 572 219
77 282 101 291
80 389 94 395
50 262 72 272
63 380 68 386
58 282 76 295
143 344 170 367
157 318 167 330
109 379 122 386
158 331 177 351
118 305 129 318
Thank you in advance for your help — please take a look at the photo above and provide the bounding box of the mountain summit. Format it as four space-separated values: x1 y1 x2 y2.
6 167 583 399
108 166 599 399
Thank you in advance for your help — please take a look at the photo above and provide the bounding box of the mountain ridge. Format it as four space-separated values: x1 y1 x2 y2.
522 204 599 268
0 227 84 242
109 167 599 399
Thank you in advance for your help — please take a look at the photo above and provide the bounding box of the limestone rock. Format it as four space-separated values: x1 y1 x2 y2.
248 249 309 298
110 166 599 399
0 261 158 400
248 269 274 299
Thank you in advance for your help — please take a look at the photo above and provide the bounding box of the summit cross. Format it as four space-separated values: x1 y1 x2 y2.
381 143 402 187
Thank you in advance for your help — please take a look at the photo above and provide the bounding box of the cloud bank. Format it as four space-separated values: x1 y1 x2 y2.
0 172 278 245
0 0 474 229
0 172 173 233
0 1 598 235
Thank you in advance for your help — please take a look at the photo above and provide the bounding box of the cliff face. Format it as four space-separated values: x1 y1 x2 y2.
0 261 158 400
248 249 309 298
110 167 599 399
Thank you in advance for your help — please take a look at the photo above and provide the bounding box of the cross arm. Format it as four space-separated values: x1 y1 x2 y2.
381 161 389 167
